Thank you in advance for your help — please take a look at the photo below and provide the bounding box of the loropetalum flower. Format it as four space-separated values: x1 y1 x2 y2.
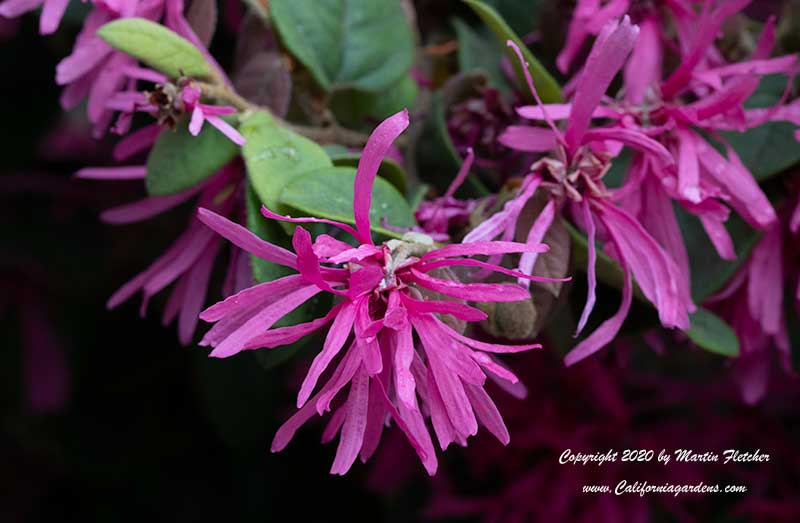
491 18 695 365
706 195 800 404
415 148 488 240
55 0 228 137
0 0 68 35
195 109 565 475
540 1 797 285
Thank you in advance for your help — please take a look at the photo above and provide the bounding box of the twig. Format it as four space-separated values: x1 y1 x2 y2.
196 81 372 148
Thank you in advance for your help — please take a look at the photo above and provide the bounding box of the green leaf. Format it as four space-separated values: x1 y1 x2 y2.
240 111 332 210
279 166 416 239
464 0 561 103
146 117 240 196
269 0 414 92
330 75 419 129
97 18 211 79
722 74 800 181
676 207 760 301
328 152 407 195
686 307 740 357
482 0 541 37
453 19 509 94
722 122 800 181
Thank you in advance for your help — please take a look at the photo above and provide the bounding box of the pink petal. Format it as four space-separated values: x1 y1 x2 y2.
518 198 555 287
197 208 298 268
444 147 475 199
434 317 541 354
261 205 359 239
408 268 531 302
208 284 321 358
422 239 549 261
398 293 486 322
39 0 68 34
623 16 661 105
353 109 409 244
206 115 247 145
242 302 342 350
189 106 205 136
330 366 370 475
464 384 509 445
565 16 638 151
565 267 633 366
75 166 147 180
298 301 357 408
498 125 557 152
200 274 305 322
575 199 597 335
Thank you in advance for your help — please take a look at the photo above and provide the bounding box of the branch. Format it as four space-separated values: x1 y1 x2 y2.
197 81 372 148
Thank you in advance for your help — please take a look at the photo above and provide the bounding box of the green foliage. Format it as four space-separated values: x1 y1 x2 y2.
97 18 211 79
722 74 800 181
676 208 760 301
240 111 332 210
686 308 740 357
453 19 509 93
464 0 561 103
327 151 407 195
146 117 240 195
279 166 416 239
269 0 414 92
330 75 419 130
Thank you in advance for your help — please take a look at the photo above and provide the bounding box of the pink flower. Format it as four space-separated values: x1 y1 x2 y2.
182 84 245 145
706 196 799 404
196 110 565 475
415 148 489 240
55 0 228 137
493 18 695 365
0 0 68 35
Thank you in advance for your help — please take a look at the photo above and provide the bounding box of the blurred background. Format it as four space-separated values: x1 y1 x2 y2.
2 1 800 522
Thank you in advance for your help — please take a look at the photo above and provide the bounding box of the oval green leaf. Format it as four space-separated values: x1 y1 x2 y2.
240 111 332 210
146 117 240 196
279 166 416 239
269 0 414 92
97 18 211 79
686 307 740 357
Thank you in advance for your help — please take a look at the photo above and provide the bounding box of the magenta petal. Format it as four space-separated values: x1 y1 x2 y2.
464 384 509 445
75 166 147 180
261 204 359 239
444 147 475 199
197 208 298 268
200 274 305 322
189 106 204 136
433 317 541 353
565 267 633 366
575 199 597 336
39 0 68 34
298 301 357 408
623 16 661 105
565 16 638 151
422 239 548 261
206 115 247 145
292 226 341 295
498 125 557 152
330 366 370 475
517 198 556 287
409 268 531 302
353 109 409 244
242 302 342 350
399 293 486 322
209 284 321 358
583 127 673 167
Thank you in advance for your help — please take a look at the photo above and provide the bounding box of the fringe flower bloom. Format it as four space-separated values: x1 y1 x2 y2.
196 110 564 475
493 18 696 365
